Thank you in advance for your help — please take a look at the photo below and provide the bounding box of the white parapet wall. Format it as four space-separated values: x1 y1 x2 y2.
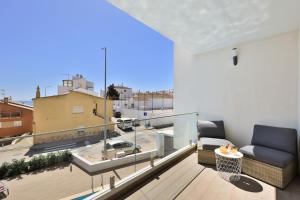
72 150 159 173
121 109 174 127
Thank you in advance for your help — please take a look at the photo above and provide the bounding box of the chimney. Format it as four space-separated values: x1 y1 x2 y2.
36 85 41 98
3 97 9 103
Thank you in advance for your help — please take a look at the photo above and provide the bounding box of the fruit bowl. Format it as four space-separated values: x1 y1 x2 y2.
220 146 228 154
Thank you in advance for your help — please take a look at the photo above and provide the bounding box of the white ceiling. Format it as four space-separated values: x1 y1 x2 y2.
108 0 300 54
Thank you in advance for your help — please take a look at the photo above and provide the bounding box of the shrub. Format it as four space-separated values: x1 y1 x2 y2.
60 151 72 162
46 153 57 166
28 156 41 171
7 159 27 177
0 162 9 178
0 151 72 179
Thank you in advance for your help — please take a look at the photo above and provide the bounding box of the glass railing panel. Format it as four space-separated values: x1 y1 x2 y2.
0 112 198 199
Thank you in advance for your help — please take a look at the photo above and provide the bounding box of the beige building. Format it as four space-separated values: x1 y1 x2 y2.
33 90 113 144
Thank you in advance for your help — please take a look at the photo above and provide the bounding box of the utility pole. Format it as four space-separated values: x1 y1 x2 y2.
102 47 108 152
137 90 140 110
152 92 154 113
144 92 145 111
172 90 174 110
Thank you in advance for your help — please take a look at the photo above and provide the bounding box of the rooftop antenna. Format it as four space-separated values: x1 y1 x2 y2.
61 73 70 80
44 86 52 97
0 89 5 99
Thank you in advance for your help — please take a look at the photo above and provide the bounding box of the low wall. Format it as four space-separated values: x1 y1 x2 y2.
86 144 196 200
72 150 158 173
33 125 114 144
121 109 174 127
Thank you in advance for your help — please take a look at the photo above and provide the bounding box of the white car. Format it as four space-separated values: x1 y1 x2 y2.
131 118 140 126
105 140 141 155
117 118 133 131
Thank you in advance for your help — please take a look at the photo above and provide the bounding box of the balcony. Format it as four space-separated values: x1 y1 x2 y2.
0 113 198 199
90 152 300 200
0 110 299 200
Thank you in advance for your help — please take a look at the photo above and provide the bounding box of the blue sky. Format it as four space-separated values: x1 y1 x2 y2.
0 0 173 100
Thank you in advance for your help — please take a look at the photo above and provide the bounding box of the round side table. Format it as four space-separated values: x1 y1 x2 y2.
214 148 243 182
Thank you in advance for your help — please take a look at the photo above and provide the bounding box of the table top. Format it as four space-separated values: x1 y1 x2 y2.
214 148 243 159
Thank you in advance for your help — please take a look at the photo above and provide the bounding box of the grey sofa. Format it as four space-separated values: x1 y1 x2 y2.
240 124 298 189
197 120 233 165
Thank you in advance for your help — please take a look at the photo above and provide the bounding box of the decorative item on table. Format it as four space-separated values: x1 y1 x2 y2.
219 144 237 154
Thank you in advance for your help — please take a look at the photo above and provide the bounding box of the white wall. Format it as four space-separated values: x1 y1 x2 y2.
174 30 299 147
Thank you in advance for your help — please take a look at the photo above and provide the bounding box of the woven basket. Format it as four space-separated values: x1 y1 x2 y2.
198 148 216 165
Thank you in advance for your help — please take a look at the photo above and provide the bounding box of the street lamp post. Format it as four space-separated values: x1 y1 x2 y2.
102 47 108 152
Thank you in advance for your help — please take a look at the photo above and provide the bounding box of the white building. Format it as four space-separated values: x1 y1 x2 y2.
114 91 173 111
108 0 300 149
100 84 133 100
114 85 133 100
58 74 96 96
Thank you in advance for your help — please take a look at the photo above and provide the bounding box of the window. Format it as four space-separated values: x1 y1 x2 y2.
124 142 133 147
105 144 113 150
11 112 21 118
113 143 122 149
0 112 21 118
119 143 128 148
63 80 73 87
14 121 22 127
72 106 84 114
0 112 10 118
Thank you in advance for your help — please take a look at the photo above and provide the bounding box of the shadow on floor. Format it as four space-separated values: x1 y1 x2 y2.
202 165 263 193
231 175 263 193
276 176 300 200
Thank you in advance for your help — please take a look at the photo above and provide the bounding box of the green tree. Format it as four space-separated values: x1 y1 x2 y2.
107 84 120 100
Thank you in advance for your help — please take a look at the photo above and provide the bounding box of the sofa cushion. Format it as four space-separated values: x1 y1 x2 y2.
240 145 294 168
251 125 298 156
199 137 233 151
197 120 225 139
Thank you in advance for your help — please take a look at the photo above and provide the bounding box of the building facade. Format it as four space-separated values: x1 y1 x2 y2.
58 74 96 96
0 98 33 138
33 91 113 144
114 91 173 112
114 85 133 100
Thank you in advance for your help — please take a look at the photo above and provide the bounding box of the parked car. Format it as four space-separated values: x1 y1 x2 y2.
105 140 141 155
114 111 121 118
117 118 133 131
131 118 140 126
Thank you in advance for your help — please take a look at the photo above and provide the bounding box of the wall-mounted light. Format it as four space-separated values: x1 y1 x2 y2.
232 48 238 66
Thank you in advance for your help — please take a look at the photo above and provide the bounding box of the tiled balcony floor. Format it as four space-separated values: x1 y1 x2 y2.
122 153 300 200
